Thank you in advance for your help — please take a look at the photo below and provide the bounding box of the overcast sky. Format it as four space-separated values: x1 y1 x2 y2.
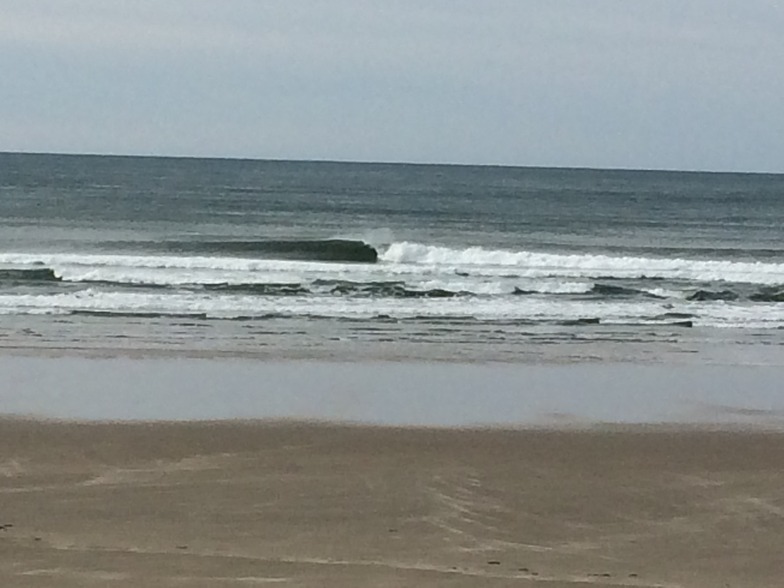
2 1 783 172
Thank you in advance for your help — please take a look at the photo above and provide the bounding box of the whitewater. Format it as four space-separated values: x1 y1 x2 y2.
3 240 784 283
1 241 783 329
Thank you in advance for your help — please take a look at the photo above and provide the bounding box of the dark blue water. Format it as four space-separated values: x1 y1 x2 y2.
1 152 782 362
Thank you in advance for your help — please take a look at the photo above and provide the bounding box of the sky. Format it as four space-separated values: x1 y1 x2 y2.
2 1 783 172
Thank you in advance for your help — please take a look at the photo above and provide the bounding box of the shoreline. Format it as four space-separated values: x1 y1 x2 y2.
3 326 784 366
3 342 784 366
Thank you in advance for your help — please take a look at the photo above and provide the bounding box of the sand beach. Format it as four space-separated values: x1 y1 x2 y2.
1 416 783 587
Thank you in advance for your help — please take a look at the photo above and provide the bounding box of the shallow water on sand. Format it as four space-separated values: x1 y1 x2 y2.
4 356 784 427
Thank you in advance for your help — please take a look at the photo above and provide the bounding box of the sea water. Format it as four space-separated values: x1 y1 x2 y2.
1 152 782 364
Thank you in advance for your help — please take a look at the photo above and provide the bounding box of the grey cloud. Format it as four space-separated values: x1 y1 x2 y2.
1 1 782 171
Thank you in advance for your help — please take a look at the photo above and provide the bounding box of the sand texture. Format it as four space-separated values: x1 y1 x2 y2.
1 419 783 587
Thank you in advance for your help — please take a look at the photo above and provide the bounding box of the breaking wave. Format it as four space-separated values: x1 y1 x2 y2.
379 242 784 284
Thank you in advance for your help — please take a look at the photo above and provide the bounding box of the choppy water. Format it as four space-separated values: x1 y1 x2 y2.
1 152 782 362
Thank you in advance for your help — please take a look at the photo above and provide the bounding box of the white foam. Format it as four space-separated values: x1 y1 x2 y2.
8 243 782 288
511 280 593 294
2 246 783 329
0 252 351 274
380 242 784 285
0 252 591 296
645 287 686 299
2 289 783 328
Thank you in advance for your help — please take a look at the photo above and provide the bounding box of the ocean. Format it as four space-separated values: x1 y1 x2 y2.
1 152 782 364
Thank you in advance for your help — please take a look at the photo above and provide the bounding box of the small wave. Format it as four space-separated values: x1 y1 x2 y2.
78 280 172 290
595 275 665 281
405 315 481 323
203 283 310 296
750 287 784 303
314 279 464 298
628 319 694 328
608 319 694 328
590 284 664 298
512 282 591 295
220 313 292 321
0 268 61 282
559 317 601 326
686 289 739 302
70 310 209 320
164 239 378 263
656 312 697 320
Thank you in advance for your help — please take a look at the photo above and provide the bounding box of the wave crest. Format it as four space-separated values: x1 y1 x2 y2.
0 268 60 283
164 239 378 263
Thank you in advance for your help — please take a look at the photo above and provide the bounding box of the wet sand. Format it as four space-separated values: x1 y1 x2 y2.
2 419 783 587
5 356 784 426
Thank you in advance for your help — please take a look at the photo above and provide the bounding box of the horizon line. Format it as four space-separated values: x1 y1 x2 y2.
1 149 781 176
